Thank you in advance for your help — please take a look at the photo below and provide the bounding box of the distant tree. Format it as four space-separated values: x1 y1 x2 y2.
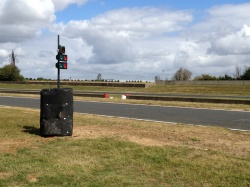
172 68 192 81
193 74 217 80
96 73 102 81
37 77 45 81
241 67 250 80
154 75 161 82
218 74 233 80
0 64 24 81
234 65 242 80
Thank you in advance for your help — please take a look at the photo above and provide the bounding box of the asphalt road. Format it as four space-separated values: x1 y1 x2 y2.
76 91 250 99
0 96 249 131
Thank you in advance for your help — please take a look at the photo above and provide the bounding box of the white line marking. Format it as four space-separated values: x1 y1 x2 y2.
77 112 178 125
0 95 39 100
76 112 250 132
229 128 250 132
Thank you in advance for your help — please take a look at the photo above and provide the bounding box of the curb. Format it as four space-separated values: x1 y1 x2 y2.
126 95 250 105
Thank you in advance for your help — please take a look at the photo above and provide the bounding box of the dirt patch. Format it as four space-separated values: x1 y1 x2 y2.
27 173 39 183
73 124 250 157
0 172 13 180
0 139 30 154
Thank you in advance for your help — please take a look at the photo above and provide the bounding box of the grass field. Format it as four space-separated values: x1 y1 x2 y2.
1 82 250 96
0 106 249 186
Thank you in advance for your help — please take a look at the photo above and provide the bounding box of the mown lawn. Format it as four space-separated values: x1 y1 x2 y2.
1 82 250 96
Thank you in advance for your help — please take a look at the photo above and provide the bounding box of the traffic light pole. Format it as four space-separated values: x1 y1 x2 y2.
57 35 60 89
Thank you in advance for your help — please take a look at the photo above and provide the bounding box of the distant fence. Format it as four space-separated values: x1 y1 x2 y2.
156 80 250 85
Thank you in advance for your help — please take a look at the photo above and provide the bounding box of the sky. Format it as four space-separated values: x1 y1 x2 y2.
0 0 250 81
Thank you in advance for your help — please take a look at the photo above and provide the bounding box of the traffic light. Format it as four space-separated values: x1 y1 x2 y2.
56 45 67 69
56 54 67 61
56 62 67 69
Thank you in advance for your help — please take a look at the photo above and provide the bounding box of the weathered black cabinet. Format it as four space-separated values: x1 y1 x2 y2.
40 88 73 137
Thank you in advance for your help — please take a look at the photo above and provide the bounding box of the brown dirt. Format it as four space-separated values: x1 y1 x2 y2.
0 172 12 180
0 139 32 154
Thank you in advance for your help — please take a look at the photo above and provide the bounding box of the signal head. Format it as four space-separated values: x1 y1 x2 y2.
58 45 65 54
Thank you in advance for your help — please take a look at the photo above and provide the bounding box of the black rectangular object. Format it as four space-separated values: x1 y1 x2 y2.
40 88 73 137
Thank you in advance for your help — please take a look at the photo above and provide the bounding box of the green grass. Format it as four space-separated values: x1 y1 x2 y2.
146 84 250 96
0 107 249 186
2 138 249 186
1 82 250 96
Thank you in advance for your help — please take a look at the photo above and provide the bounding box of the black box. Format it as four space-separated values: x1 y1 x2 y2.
40 88 73 137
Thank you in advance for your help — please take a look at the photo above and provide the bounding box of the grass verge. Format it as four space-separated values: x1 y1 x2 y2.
1 83 250 96
0 106 249 186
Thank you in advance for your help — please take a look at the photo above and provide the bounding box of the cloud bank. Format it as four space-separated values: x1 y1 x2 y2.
0 1 250 80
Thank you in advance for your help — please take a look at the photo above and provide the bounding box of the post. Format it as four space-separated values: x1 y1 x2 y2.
57 35 60 89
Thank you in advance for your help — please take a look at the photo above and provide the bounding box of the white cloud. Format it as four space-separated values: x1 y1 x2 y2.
173 3 250 78
183 3 250 42
0 49 9 57
207 3 250 27
198 4 250 56
238 24 250 37
207 25 250 55
0 0 55 42
52 0 88 11
49 7 192 79
91 8 192 36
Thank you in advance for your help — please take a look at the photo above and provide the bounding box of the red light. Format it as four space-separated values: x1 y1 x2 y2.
63 55 67 61
63 63 67 69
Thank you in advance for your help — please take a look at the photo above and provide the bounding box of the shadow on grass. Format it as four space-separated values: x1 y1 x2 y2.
22 126 40 136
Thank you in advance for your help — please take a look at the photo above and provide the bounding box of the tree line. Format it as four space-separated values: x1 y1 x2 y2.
1 63 250 82
156 66 250 81
0 64 24 81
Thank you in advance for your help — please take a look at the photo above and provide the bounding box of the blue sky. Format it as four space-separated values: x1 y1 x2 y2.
0 0 250 81
54 0 249 25
56 0 250 22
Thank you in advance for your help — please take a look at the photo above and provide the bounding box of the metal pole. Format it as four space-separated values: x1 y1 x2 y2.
57 35 60 89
